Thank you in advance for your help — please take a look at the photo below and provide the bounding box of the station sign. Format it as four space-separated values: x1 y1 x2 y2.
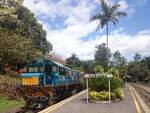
85 74 113 78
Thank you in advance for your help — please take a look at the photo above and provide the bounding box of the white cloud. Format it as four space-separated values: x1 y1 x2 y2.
23 0 150 61
46 26 150 60
118 0 128 11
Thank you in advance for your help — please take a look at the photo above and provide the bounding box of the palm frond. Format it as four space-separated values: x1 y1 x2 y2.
114 11 127 17
100 0 109 14
111 16 119 23
109 18 118 26
110 3 120 13
96 22 101 31
90 13 103 22
100 19 107 28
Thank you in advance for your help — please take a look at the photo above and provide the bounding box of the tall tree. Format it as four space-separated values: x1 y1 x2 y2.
134 53 141 62
15 6 52 53
127 54 143 81
0 29 42 68
112 50 122 67
90 0 126 70
0 0 52 54
0 0 52 72
81 60 95 73
66 53 82 69
94 43 111 70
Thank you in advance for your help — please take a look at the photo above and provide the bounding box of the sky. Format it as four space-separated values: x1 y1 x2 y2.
23 0 150 61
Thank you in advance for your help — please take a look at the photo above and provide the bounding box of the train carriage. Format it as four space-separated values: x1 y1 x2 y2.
20 59 83 109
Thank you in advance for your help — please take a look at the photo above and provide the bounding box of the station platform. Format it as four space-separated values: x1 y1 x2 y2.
39 84 145 113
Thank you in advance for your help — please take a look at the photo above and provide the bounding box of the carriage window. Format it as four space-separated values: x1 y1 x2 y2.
67 70 73 79
39 66 44 72
66 70 71 77
44 64 58 73
28 67 39 72
71 71 79 80
22 67 27 73
52 66 57 73
59 68 66 75
44 64 52 73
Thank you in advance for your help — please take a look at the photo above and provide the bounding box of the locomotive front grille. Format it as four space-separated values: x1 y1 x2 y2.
22 77 39 86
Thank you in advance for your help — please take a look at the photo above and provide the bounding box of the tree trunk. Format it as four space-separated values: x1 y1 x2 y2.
106 22 109 71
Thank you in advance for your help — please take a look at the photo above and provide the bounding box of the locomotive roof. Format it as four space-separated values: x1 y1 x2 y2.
48 60 79 72
28 59 80 72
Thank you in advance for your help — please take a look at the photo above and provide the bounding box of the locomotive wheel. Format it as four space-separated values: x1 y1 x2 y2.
71 89 77 96
29 101 38 110
39 96 49 108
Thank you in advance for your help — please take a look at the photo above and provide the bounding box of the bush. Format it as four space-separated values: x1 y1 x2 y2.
89 88 123 101
88 77 123 92
93 65 104 74
89 91 109 101
113 88 123 99
0 75 21 100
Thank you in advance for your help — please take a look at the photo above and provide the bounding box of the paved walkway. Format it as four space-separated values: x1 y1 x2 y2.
40 84 145 113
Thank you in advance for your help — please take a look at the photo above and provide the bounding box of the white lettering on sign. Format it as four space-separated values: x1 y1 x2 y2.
84 74 113 78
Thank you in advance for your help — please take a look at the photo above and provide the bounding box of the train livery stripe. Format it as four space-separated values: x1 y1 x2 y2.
130 86 142 113
39 90 86 113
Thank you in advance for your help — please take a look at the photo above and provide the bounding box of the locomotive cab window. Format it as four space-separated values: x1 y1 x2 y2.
44 63 58 73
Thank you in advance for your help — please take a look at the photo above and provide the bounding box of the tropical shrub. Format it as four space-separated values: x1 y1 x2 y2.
108 68 119 78
89 91 109 101
89 88 123 101
113 88 123 99
93 65 104 74
88 77 123 92
110 78 123 91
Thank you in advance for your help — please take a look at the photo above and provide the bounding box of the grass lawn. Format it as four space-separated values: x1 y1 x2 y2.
0 97 25 113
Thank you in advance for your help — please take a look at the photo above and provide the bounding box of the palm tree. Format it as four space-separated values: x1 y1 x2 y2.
90 0 127 70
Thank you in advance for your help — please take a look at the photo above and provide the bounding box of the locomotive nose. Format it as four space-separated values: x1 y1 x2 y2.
21 73 43 86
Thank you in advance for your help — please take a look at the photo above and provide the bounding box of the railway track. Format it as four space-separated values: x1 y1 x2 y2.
130 83 150 109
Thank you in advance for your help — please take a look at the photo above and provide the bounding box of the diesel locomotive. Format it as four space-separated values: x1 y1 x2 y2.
20 59 83 109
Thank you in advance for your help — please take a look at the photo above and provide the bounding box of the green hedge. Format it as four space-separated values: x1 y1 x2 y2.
88 77 123 92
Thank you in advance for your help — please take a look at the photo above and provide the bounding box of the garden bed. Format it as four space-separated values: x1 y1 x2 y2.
89 88 124 103
88 76 124 103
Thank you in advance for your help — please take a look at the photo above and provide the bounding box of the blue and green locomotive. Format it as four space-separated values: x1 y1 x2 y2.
20 59 83 109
